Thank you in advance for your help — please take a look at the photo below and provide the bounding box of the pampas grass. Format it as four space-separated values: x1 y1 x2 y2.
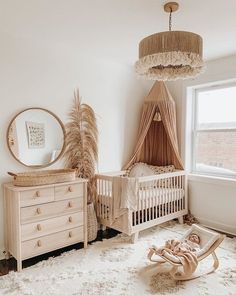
63 89 98 202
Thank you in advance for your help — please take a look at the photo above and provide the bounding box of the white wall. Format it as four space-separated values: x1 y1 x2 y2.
0 32 150 257
168 54 236 235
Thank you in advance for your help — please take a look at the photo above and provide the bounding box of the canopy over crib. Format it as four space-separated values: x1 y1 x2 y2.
124 81 183 170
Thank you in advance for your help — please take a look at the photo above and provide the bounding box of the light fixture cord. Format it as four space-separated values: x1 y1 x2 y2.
169 8 172 31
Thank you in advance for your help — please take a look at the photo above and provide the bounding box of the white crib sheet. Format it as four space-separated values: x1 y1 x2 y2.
99 187 184 210
138 187 184 208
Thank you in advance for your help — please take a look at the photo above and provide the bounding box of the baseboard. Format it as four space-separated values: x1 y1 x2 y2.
197 217 236 236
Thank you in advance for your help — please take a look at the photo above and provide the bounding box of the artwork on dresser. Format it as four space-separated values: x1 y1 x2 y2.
26 121 45 149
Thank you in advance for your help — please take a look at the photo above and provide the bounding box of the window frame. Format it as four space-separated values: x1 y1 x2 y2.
191 82 236 179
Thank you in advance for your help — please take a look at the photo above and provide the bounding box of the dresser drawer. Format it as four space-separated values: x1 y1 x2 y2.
21 226 84 259
21 212 83 241
55 183 84 201
21 198 83 224
20 187 54 207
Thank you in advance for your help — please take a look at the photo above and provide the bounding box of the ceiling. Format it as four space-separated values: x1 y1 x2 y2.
1 0 236 64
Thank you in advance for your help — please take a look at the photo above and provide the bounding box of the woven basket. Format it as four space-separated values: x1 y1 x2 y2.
8 169 76 187
87 202 98 242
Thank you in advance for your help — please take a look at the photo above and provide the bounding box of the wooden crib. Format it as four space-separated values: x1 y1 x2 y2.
95 170 188 243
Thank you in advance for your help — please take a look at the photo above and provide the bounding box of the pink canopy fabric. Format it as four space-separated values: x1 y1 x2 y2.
124 81 183 170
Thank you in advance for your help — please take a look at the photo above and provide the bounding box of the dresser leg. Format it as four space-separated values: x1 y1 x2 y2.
17 260 22 272
101 225 106 231
84 240 88 249
3 251 11 260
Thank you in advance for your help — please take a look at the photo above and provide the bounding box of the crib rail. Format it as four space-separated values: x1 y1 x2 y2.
96 170 187 233
132 170 187 228
95 173 123 223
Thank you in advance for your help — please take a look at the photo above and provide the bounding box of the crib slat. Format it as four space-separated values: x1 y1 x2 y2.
161 180 163 217
98 179 101 218
147 184 150 221
175 176 177 212
135 184 138 226
172 177 175 213
147 183 150 221
168 177 171 214
100 180 103 219
109 179 112 221
151 181 154 220
178 176 181 210
176 176 179 212
166 178 171 214
166 178 168 215
141 184 144 224
105 180 108 219
144 185 146 222
165 178 168 216
97 179 100 217
135 186 137 226
146 184 148 222
102 180 105 220
170 177 173 213
161 180 164 217
96 179 99 216
157 180 160 218
173 177 177 213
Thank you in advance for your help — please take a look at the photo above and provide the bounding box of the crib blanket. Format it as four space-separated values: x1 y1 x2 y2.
114 177 138 218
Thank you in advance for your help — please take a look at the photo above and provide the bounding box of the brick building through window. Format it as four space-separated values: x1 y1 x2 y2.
192 84 236 177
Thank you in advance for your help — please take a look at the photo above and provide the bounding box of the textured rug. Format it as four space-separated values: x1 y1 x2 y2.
0 221 236 295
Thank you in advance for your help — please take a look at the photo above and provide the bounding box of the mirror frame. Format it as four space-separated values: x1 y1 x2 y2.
6 107 66 168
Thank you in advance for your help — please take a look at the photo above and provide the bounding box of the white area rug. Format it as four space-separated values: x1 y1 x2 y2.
0 222 236 295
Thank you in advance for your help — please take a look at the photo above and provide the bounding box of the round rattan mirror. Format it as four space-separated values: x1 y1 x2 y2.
7 108 66 168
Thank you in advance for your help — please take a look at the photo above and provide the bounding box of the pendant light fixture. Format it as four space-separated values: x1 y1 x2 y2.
135 2 205 81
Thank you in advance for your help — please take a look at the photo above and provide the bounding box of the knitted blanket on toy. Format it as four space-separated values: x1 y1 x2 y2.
155 239 199 277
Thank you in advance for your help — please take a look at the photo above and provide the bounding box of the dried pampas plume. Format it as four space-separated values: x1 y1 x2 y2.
63 89 98 202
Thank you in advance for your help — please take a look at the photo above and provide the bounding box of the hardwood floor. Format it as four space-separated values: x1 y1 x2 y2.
0 229 119 276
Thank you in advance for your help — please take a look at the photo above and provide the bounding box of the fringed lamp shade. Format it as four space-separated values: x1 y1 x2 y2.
135 2 205 81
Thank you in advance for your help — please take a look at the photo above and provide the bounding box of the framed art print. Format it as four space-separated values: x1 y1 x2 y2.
26 121 45 148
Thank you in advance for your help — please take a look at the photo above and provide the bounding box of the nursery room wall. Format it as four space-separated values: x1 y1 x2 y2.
167 54 236 235
0 32 150 258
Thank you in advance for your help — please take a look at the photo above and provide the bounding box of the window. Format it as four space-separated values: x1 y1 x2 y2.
192 83 236 178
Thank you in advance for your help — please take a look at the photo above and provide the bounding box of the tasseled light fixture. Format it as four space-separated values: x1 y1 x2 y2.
135 2 205 81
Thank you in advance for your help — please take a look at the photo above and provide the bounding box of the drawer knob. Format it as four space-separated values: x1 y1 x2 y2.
36 208 41 214
69 231 72 238
68 186 73 192
37 224 42 231
37 240 42 247
35 191 40 197
68 201 73 208
68 216 72 223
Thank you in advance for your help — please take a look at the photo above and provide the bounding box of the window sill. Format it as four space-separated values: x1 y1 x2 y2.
188 173 236 187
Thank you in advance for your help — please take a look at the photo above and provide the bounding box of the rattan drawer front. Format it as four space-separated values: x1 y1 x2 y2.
21 212 83 241
21 198 83 224
21 226 84 259
55 183 84 201
20 188 54 207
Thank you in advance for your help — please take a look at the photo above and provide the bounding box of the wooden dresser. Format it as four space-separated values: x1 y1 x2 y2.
3 178 87 271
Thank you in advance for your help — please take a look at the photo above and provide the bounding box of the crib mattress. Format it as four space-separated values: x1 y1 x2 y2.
138 187 184 208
